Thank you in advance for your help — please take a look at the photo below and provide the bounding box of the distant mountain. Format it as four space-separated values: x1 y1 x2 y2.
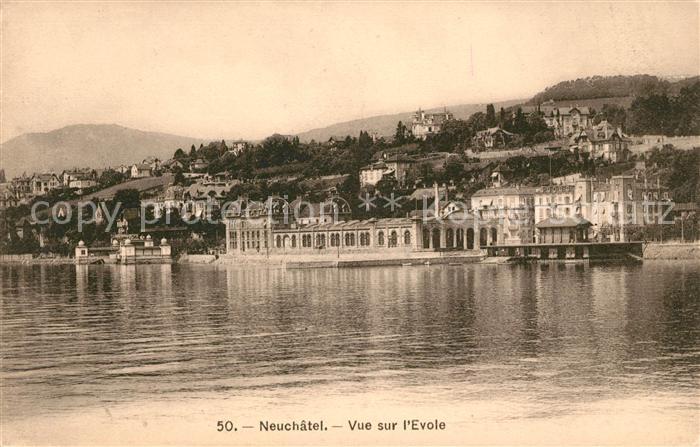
0 124 206 178
295 100 524 143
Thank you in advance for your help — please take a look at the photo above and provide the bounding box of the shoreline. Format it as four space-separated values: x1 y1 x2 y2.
2 242 699 266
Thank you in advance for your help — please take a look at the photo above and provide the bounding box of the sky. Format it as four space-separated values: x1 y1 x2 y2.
1 2 698 142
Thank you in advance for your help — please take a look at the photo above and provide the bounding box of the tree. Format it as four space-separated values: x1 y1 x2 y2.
485 104 497 127
173 168 186 186
257 134 305 168
499 107 507 126
593 104 627 128
432 119 472 151
466 112 487 133
199 142 221 161
504 107 528 136
530 74 670 103
375 175 399 196
416 163 435 186
526 112 549 133
673 82 700 136
98 169 125 188
189 144 197 158
173 148 186 159
339 172 360 196
627 93 674 135
113 189 140 209
394 121 409 145
358 130 373 149
443 159 466 183
627 81 700 136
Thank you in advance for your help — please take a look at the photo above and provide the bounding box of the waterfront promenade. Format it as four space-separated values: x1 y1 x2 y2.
213 250 485 268
4 242 698 266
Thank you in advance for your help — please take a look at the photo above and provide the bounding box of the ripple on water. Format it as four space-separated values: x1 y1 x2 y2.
1 262 699 422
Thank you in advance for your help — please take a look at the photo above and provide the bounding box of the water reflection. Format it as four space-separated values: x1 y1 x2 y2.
1 262 698 422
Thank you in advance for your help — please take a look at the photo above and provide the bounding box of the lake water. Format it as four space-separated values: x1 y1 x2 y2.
1 262 698 445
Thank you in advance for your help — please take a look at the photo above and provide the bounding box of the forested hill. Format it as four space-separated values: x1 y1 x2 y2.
528 75 699 104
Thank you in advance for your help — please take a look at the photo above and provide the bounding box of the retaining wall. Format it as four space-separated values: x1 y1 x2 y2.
643 242 700 260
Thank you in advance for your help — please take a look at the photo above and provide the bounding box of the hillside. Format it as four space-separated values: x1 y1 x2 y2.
528 75 699 104
295 100 524 142
0 124 206 178
295 75 698 142
518 96 636 112
89 174 174 201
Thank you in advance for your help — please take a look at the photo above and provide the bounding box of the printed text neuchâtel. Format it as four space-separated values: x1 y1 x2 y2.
257 419 446 431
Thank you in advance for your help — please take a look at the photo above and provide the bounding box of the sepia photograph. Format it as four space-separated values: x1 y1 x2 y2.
0 1 698 445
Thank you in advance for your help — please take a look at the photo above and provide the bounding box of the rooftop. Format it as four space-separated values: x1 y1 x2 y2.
536 216 592 228
472 186 538 197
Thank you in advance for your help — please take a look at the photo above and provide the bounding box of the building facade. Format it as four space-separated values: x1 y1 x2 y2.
535 216 592 244
530 175 671 242
534 185 576 225
223 196 478 257
472 127 515 149
411 108 453 140
542 106 591 137
31 173 61 196
61 170 97 189
131 164 152 178
0 184 18 211
228 140 247 155
10 174 32 200
359 156 414 188
570 120 630 162
470 186 537 246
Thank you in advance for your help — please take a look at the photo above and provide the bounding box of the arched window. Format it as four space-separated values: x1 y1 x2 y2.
360 232 370 246
404 230 411 245
345 233 355 246
432 228 441 249
377 231 384 246
389 230 398 247
446 228 454 248
276 235 282 248
291 235 297 248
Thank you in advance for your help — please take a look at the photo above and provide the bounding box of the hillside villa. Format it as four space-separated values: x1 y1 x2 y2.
130 163 152 178
411 108 454 140
359 155 415 188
